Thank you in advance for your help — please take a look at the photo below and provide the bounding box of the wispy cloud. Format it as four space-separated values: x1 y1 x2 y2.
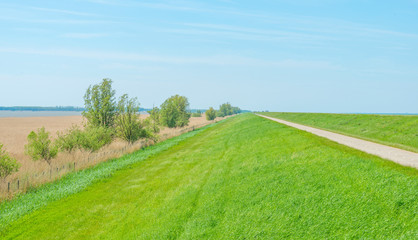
30 7 99 17
61 33 108 39
0 47 339 70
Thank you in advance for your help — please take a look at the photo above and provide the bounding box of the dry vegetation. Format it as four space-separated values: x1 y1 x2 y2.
0 114 225 198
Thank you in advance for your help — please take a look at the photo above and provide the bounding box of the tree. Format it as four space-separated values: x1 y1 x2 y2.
82 78 117 128
115 94 145 144
25 127 58 166
205 107 217 120
147 106 160 133
160 95 191 128
0 144 20 180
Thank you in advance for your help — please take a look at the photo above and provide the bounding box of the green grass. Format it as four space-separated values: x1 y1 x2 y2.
1 114 417 239
260 112 418 153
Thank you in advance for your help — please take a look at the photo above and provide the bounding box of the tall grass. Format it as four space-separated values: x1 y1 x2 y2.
261 112 418 152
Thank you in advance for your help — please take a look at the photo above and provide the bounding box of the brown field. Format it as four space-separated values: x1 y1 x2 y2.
0 114 224 198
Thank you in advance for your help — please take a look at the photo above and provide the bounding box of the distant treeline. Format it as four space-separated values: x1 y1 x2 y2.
0 106 251 113
0 106 155 112
0 106 85 112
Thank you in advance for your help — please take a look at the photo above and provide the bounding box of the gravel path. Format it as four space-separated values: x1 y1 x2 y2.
257 114 418 169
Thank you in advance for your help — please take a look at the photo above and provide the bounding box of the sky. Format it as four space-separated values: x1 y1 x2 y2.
0 0 417 113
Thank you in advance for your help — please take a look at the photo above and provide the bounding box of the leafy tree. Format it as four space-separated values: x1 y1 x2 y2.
115 94 146 144
160 95 191 128
0 144 20 180
232 107 241 114
83 78 117 128
147 107 160 133
205 107 217 120
218 103 241 117
25 127 58 166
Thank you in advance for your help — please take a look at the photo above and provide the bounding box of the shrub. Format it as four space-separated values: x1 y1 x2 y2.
0 144 20 180
191 110 202 117
115 94 146 144
147 107 160 134
25 127 58 166
205 107 217 120
56 125 113 153
83 78 117 128
56 125 84 152
160 95 191 128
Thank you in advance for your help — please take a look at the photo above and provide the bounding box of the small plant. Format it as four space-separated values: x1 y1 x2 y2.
0 143 20 180
205 107 217 120
25 127 58 166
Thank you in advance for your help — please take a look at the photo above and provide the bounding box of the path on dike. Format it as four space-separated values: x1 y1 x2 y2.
257 114 418 169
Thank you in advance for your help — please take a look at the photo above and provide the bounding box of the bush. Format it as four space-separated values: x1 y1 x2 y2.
147 107 160 134
83 78 117 128
25 127 58 166
56 125 84 153
115 94 146 144
191 110 202 117
0 144 20 180
205 107 217 120
81 126 113 152
56 125 113 153
160 95 191 128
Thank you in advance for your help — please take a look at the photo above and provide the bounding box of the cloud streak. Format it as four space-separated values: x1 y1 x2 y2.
0 47 340 70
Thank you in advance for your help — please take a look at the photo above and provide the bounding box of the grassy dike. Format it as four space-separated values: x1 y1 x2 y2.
1 114 418 239
261 112 418 153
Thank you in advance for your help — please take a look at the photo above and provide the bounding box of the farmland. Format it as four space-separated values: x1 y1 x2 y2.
1 114 417 239
261 112 418 153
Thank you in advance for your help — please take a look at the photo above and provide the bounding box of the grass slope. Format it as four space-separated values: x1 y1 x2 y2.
261 112 418 153
2 114 417 239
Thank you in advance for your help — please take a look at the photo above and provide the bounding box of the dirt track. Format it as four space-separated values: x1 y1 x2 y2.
257 114 418 169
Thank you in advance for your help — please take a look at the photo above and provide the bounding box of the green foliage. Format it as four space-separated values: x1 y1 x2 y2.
261 112 418 153
2 114 417 239
147 107 160 134
160 95 191 128
115 94 146 144
24 127 58 166
82 78 117 128
205 107 216 120
218 102 241 117
56 125 83 153
80 126 113 152
191 110 202 117
56 125 113 153
0 144 20 180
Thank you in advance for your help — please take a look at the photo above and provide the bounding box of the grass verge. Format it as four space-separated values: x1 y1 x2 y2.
260 112 418 152
1 114 417 239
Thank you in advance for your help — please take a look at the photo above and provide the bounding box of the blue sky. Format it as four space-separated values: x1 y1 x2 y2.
0 0 417 113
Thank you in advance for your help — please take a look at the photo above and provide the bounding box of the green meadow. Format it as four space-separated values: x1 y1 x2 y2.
261 112 418 153
1 114 417 239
